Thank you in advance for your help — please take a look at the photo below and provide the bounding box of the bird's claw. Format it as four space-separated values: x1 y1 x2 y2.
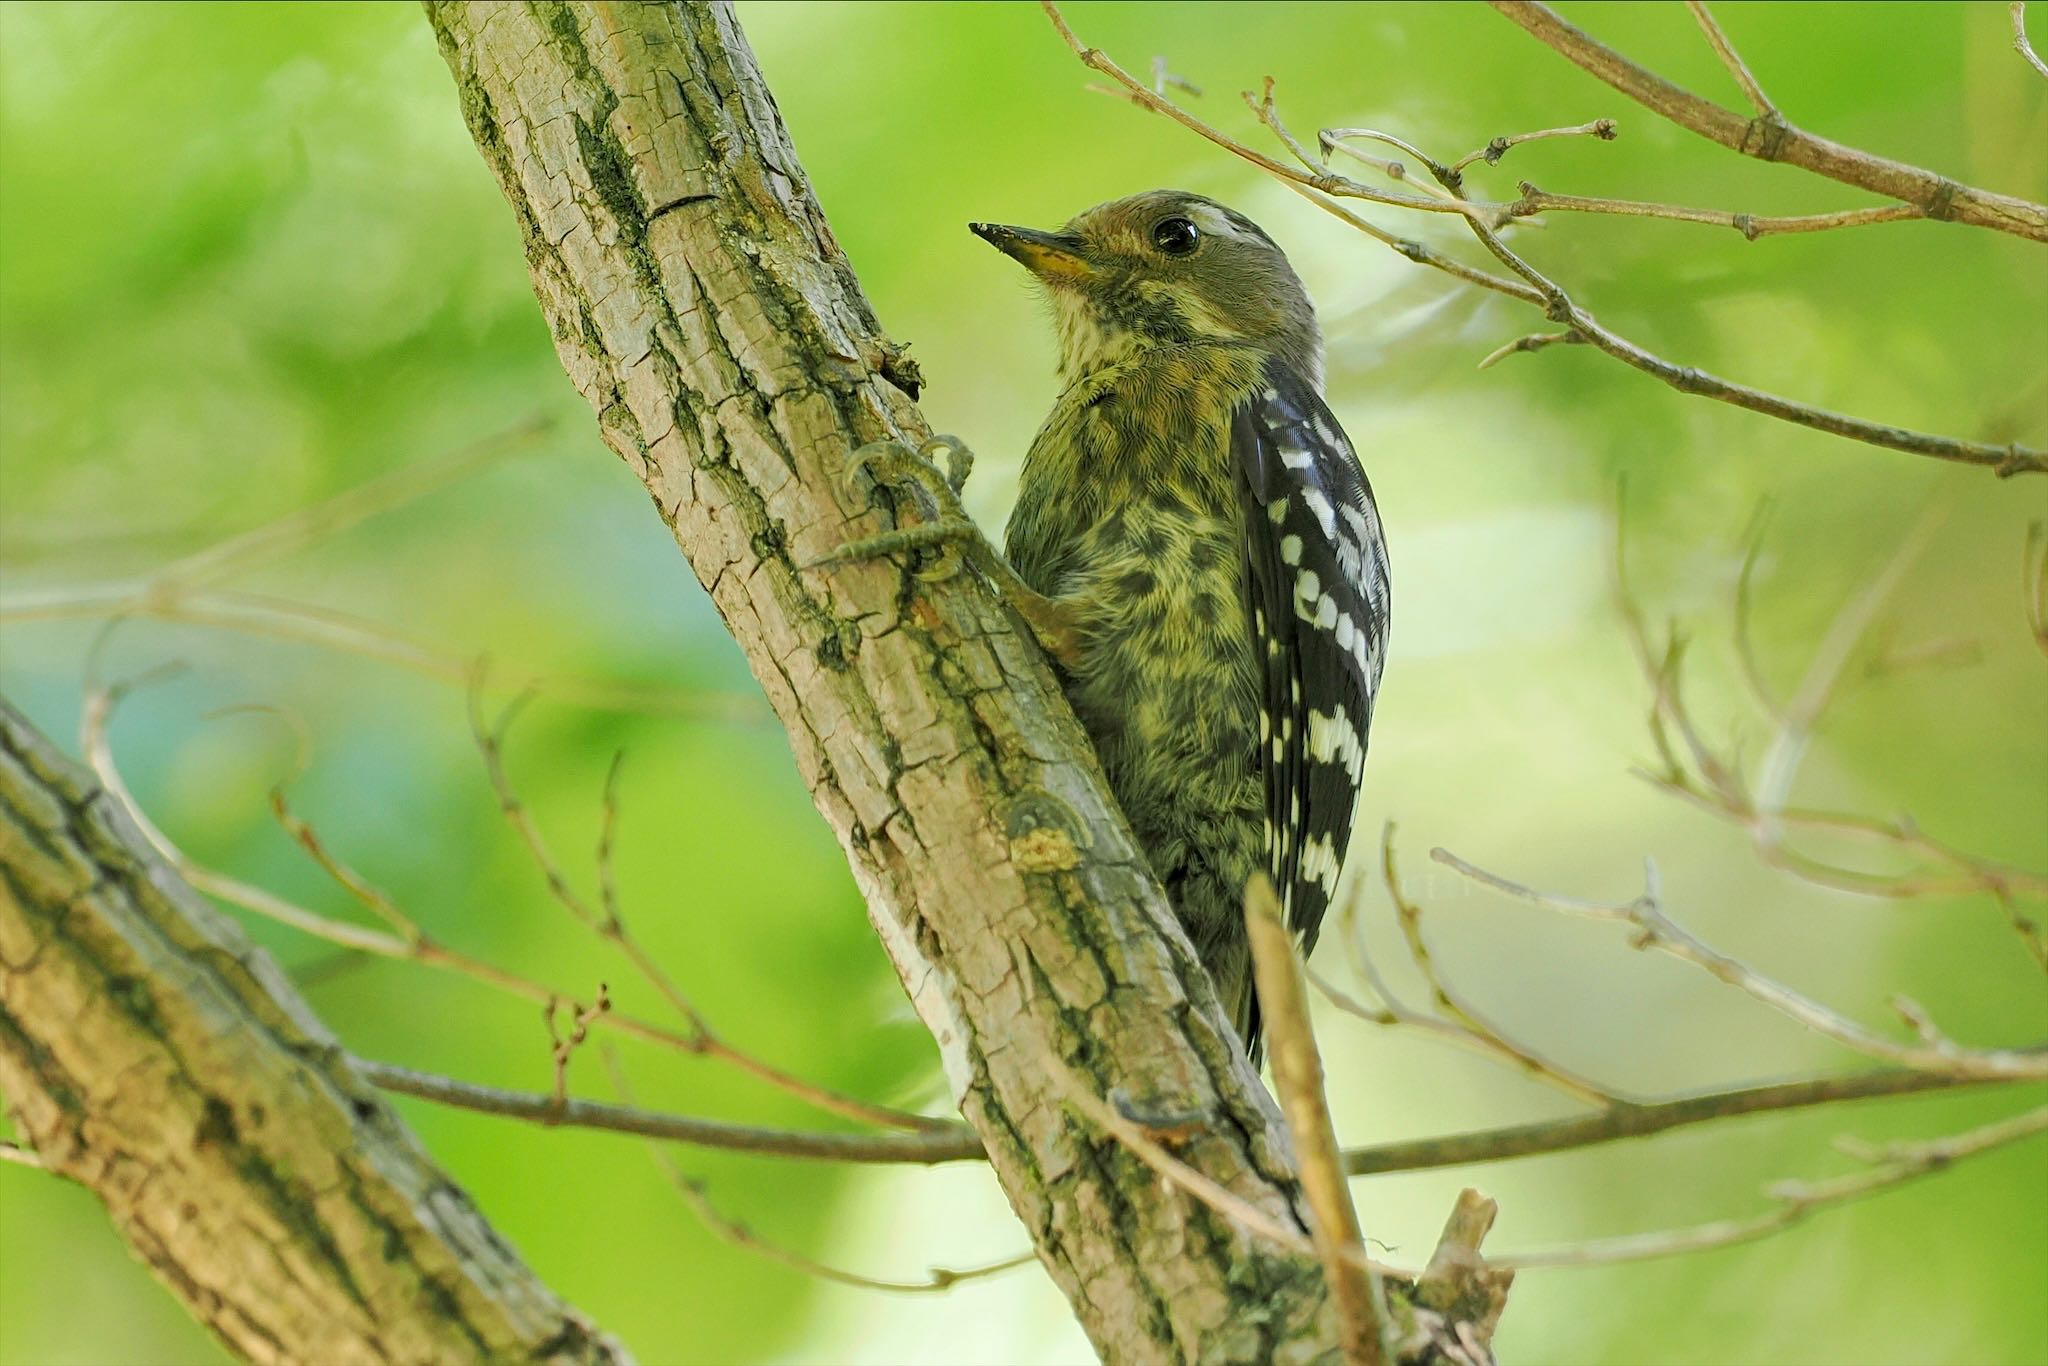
812 434 984 580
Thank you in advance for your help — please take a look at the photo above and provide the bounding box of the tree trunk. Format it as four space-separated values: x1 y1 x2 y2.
421 1 1351 1360
0 701 624 1365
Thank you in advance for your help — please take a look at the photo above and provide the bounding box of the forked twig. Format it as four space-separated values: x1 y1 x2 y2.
1448 118 1617 175
1497 1104 2048 1268
1361 827 1619 1106
80 668 938 1133
1040 0 2048 475
465 670 951 1133
1433 849 2048 1082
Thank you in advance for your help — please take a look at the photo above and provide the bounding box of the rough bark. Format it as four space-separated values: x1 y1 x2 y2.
0 701 624 1366
421 2 1354 1361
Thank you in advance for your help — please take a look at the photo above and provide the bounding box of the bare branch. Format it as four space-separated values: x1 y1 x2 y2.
1062 1076 1365 1266
1685 2 1777 120
462 674 947 1133
1319 129 1463 203
1616 511 2048 965
1475 329 1584 371
1413 1190 1515 1348
1498 1104 2048 1268
1491 1 2048 242
1 701 623 1361
1508 186 1922 240
1342 1063 2034 1175
367 1051 2032 1183
1449 118 1617 176
2014 3 2048 82
1043 1 2048 476
1447 195 2046 475
1322 126 1464 196
546 986 611 1109
1433 848 2048 1082
1380 828 1619 1106
1245 875 1390 1366
1278 178 1543 305
358 1057 980 1163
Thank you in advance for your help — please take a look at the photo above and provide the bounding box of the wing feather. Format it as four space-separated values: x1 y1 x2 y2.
1232 358 1390 963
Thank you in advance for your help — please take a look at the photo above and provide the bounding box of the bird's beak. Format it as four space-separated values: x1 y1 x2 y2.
970 221 1092 281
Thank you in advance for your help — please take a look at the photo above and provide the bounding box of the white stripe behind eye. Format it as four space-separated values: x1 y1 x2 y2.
1188 203 1255 242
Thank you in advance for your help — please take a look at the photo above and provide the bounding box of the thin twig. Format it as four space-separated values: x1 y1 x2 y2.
358 1054 2039 1178
1277 179 1542 306
1342 1062 2035 1175
81 670 939 1132
1380 828 1618 1106
1321 127 1464 197
1433 848 2048 1082
1617 512 2048 964
2013 3 2048 81
1042 0 2048 476
1039 3 1484 221
269 785 427 945
1245 875 1390 1366
464 672 947 1133
1685 2 1777 119
1448 186 2046 475
0 412 753 721
1507 186 1921 239
1475 329 1584 370
601 1049 1032 1294
356 1058 984 1163
1318 132 1462 204
1448 118 1617 175
1497 1103 2048 1268
1754 515 1937 832
546 986 611 1108
1491 1 2048 242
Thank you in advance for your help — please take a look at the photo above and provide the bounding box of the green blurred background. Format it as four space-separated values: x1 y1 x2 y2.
2 3 2044 1362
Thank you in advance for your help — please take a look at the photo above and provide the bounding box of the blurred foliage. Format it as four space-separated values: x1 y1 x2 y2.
1 3 2044 1364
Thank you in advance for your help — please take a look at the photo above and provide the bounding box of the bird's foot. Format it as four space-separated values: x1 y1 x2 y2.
808 434 1084 667
808 434 979 582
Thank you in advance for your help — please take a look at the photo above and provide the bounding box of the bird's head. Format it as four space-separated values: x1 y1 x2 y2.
972 190 1322 388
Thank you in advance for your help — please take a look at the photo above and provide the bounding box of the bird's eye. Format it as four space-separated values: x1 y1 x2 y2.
1150 216 1200 256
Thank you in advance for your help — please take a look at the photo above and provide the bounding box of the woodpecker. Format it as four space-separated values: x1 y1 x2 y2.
824 191 1390 1061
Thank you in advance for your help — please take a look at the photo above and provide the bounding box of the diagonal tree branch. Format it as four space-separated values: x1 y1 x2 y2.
417 2 1495 1360
0 701 624 1365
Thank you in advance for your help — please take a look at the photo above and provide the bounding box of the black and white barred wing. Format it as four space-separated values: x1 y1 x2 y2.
1232 358 1390 955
